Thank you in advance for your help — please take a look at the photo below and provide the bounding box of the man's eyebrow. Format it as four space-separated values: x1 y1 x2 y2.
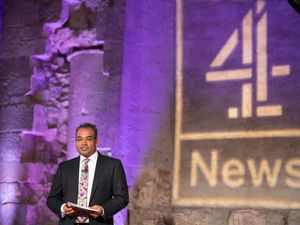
76 135 94 138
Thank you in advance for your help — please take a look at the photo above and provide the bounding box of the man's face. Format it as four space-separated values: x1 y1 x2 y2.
75 127 98 157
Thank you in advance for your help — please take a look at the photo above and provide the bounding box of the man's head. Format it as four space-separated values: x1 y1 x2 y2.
75 123 99 157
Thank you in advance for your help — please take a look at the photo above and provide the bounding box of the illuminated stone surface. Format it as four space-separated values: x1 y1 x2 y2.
228 210 264 225
1 0 300 225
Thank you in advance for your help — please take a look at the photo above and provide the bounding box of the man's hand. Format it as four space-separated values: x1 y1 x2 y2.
87 205 104 218
63 204 78 216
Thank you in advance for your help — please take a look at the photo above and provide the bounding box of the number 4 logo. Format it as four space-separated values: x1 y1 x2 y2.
205 0 290 119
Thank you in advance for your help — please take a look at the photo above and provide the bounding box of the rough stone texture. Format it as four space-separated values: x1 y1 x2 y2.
0 204 27 225
0 162 29 182
288 210 300 225
265 211 287 225
228 210 265 225
1 0 46 58
170 208 231 225
172 208 208 225
2 0 300 225
129 208 173 225
0 0 125 224
120 1 176 225
0 183 19 204
66 50 105 158
130 168 172 210
20 131 59 163
0 133 22 161
3 0 39 27
18 0 107 223
16 182 40 204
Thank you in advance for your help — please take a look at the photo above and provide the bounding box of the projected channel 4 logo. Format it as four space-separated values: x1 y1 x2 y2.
173 0 300 209
205 0 290 119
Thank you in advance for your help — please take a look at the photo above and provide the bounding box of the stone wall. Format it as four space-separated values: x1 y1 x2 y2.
0 0 61 224
120 0 300 225
0 0 125 224
1 0 300 225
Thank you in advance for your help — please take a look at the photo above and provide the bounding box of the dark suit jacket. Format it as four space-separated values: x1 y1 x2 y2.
47 152 129 225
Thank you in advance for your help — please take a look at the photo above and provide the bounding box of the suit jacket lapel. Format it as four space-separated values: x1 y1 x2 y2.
89 152 105 203
70 156 80 203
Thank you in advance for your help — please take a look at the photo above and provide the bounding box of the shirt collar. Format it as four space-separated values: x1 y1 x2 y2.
80 151 98 163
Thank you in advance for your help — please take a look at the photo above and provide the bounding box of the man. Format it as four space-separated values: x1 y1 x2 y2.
47 123 129 225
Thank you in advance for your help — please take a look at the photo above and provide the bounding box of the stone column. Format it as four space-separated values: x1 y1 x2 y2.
67 49 105 159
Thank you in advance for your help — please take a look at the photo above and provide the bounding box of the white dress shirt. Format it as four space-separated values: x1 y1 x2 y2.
78 151 98 206
61 151 99 220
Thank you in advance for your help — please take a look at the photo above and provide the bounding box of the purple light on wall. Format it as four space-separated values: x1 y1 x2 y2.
0 0 3 45
181 0 300 130
118 0 175 186
0 0 20 220
0 163 18 225
67 50 105 159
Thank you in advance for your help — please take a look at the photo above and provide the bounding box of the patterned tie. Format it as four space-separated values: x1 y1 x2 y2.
77 158 90 223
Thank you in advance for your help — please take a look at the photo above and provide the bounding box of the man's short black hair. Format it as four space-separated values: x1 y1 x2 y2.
76 123 98 139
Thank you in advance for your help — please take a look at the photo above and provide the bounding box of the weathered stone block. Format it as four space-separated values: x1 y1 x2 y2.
103 41 123 74
265 211 286 225
131 168 157 208
61 100 69 108
16 182 43 205
59 108 69 124
47 106 61 127
130 167 172 209
0 133 22 161
58 76 70 86
3 0 39 27
43 165 61 187
0 103 33 131
0 203 27 225
173 208 206 225
21 132 47 162
27 201 58 225
128 209 173 225
27 163 50 185
288 210 300 225
97 2 125 41
205 208 230 225
0 162 29 182
57 123 68 144
6 77 31 99
49 86 62 100
38 0 61 23
61 86 69 96
143 210 173 225
20 132 58 163
154 169 172 206
52 140 66 157
0 57 32 78
0 183 19 204
228 210 265 225
16 182 39 205
1 26 43 57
